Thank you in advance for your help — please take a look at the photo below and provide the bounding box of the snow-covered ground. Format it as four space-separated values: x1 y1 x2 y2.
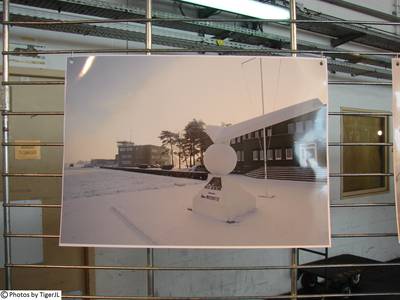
60 168 330 248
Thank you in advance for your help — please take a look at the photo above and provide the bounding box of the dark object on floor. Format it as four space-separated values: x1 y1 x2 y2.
298 254 380 297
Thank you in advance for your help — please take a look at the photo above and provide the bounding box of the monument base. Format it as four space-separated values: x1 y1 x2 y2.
192 175 256 223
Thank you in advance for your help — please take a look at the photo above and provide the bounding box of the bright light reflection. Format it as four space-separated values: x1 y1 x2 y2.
79 56 96 79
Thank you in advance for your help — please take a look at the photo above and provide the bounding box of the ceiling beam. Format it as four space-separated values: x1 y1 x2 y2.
330 32 366 48
320 0 400 22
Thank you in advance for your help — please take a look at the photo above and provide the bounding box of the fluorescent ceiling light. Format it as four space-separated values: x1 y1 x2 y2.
178 0 290 20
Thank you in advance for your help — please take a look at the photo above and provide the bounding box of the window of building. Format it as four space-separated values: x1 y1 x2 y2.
275 149 282 160
255 130 260 138
242 134 247 141
252 150 259 161
259 150 264 160
267 128 272 136
286 148 293 160
236 150 245 162
305 120 313 131
296 121 304 133
267 149 274 161
341 108 388 197
288 123 295 134
230 138 236 145
236 137 241 143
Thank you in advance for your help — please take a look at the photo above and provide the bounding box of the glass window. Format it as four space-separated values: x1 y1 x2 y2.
255 130 260 138
305 120 313 131
236 137 241 143
267 149 274 161
252 150 259 161
286 148 293 160
236 151 245 162
236 151 241 161
269 128 273 136
288 123 294 134
259 150 264 161
230 138 236 145
341 108 388 197
275 149 282 160
296 121 304 133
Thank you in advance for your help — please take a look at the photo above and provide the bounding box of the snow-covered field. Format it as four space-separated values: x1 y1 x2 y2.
60 168 330 248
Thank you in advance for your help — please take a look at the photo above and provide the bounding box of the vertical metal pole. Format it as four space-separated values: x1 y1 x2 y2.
291 248 298 299
260 59 267 192
146 0 152 55
290 0 297 57
259 59 273 198
290 0 298 299
2 0 12 290
145 0 155 297
146 248 154 296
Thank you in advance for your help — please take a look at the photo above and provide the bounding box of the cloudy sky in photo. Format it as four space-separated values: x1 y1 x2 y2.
64 55 327 163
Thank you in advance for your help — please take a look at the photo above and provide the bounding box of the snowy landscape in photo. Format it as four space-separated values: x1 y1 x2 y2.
61 55 331 248
61 168 329 247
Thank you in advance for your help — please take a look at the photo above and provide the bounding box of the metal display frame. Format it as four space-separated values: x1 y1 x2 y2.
2 0 400 298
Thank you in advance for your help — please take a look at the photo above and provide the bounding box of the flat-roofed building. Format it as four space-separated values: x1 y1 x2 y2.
117 141 170 167
207 99 327 182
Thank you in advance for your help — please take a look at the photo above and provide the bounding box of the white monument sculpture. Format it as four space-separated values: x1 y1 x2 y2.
192 143 256 223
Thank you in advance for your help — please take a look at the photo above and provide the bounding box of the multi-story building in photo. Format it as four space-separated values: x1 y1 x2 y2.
117 141 171 167
117 141 135 167
217 99 327 182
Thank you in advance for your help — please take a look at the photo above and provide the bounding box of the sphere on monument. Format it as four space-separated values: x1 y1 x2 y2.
204 143 237 175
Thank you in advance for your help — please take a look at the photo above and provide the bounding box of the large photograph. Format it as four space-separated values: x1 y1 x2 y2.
392 58 400 242
61 55 330 248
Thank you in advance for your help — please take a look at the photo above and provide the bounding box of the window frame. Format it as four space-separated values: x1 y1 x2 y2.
236 150 241 162
340 107 389 198
259 150 264 161
275 148 282 161
295 121 304 133
267 149 274 161
286 148 293 160
288 123 295 134
252 150 259 161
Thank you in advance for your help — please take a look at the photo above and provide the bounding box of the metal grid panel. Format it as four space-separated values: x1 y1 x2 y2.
0 0 394 78
2 0 400 298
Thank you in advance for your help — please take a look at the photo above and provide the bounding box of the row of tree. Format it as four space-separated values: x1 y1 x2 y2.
159 119 212 169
